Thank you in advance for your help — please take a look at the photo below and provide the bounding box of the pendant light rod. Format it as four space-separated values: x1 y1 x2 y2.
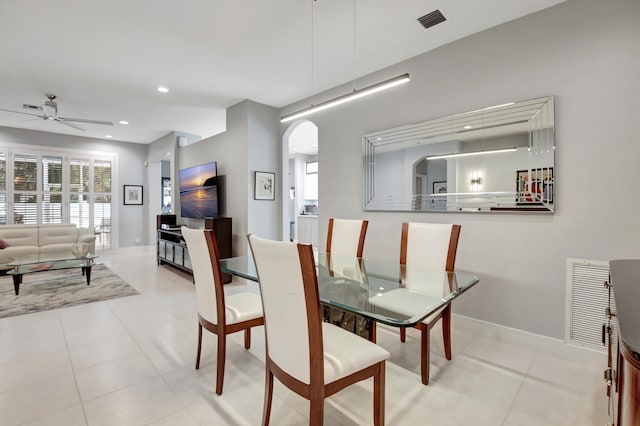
426 147 517 160
280 73 410 123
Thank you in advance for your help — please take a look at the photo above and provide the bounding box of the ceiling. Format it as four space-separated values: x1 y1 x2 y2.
0 0 565 144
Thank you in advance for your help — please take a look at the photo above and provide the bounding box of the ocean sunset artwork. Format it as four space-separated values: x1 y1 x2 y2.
179 161 219 219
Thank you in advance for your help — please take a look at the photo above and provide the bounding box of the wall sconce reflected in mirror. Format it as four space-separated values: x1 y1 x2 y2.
470 171 482 192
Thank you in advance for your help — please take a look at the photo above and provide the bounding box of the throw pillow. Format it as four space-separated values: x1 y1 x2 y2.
0 239 8 249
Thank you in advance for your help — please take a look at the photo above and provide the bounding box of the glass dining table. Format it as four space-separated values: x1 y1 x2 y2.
220 253 479 339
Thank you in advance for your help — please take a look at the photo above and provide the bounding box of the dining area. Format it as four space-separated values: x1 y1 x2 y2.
180 218 480 425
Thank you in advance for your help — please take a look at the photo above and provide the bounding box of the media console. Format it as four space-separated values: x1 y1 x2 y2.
156 214 232 283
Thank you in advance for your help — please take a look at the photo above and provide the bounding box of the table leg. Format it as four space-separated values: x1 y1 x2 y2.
83 266 92 285
13 274 22 295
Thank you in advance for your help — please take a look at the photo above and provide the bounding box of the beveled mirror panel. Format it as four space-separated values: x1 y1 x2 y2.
363 96 555 213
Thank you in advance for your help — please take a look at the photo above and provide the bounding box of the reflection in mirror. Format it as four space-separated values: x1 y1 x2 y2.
363 96 554 213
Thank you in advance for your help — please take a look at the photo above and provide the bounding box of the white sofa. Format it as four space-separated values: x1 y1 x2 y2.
0 224 96 270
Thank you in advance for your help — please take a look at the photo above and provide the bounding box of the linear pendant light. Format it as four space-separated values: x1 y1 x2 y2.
280 73 410 123
426 147 517 160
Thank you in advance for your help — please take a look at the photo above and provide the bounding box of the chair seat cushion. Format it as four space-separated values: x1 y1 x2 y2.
225 292 263 325
368 288 446 325
322 322 389 384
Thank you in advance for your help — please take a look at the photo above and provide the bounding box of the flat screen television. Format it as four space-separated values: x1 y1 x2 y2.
179 161 219 219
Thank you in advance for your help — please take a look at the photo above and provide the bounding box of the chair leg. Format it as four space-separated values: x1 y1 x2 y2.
400 327 406 343
309 396 324 426
195 323 203 369
244 328 251 349
368 320 377 343
262 363 274 426
215 333 226 395
420 324 431 385
374 361 385 426
442 305 452 360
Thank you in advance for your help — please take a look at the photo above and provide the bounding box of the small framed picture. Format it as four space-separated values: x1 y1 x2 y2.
432 181 447 194
123 185 143 205
254 171 275 200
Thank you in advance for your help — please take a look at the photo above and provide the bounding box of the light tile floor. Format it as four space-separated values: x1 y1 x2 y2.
0 246 608 426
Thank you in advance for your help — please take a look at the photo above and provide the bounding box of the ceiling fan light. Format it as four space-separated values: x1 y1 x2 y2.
119 120 129 125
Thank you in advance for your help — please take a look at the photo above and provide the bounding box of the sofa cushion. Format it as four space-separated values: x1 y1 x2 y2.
0 246 40 268
38 226 78 246
39 243 76 254
0 226 39 247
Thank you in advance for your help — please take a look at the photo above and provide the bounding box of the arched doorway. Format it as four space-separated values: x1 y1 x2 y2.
282 120 318 243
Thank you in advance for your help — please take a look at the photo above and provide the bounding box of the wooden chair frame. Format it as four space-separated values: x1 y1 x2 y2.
193 230 264 395
398 222 461 385
251 240 385 426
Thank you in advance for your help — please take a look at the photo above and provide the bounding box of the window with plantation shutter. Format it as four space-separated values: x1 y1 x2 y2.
42 156 63 223
94 159 112 250
13 154 38 224
0 152 6 224
69 158 90 228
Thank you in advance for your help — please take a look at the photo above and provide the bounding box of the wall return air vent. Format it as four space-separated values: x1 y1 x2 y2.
417 10 447 30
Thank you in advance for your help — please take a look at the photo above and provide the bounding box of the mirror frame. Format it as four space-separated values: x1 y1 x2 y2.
362 96 555 213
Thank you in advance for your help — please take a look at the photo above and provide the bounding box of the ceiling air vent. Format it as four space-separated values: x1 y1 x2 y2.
417 10 447 30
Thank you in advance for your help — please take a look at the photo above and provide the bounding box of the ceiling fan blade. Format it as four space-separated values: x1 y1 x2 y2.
0 107 44 118
23 104 43 112
58 117 113 126
56 119 86 131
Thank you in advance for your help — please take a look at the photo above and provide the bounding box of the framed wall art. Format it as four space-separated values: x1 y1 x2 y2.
124 185 143 205
254 171 275 200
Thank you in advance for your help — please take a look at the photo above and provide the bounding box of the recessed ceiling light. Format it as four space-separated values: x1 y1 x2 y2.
119 120 129 125
157 87 169 93
105 135 113 138
463 125 472 129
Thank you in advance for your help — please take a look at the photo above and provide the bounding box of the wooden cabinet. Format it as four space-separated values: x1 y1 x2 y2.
608 260 640 426
156 215 232 284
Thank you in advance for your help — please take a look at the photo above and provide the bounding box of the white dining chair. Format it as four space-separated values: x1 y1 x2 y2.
326 217 368 257
249 234 389 425
399 222 461 385
181 227 264 395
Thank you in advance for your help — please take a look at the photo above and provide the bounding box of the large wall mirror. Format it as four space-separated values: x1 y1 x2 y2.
363 96 555 213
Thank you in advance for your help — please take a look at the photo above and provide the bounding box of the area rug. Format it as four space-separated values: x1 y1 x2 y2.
0 264 139 318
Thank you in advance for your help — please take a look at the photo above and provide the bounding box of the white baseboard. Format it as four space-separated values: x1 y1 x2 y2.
452 313 607 365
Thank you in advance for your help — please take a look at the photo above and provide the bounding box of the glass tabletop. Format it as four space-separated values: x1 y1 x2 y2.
7 253 98 268
220 253 479 327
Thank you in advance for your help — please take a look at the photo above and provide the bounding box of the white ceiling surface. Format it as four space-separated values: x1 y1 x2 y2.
0 0 565 144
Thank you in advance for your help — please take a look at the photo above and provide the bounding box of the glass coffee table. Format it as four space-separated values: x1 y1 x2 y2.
7 253 98 295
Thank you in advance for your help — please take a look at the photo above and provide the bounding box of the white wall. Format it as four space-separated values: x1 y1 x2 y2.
247 101 280 241
0 126 148 248
279 0 640 339
180 100 280 256
147 132 176 244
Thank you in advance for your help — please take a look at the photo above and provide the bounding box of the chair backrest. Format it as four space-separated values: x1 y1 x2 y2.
326 218 368 257
400 222 460 292
248 234 323 385
181 227 225 326
400 222 461 271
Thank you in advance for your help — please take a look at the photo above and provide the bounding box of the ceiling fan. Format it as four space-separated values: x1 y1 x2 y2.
0 94 113 131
